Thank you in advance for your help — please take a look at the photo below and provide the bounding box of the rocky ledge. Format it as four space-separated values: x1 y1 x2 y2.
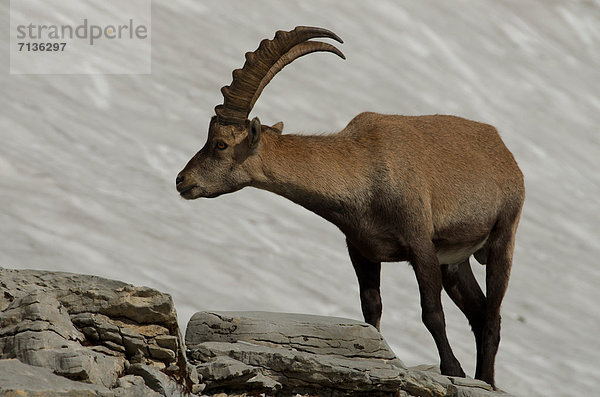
186 311 509 397
0 268 514 397
0 268 196 396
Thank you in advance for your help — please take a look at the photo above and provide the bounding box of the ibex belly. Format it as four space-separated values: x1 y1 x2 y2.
435 235 489 266
342 211 491 264
347 232 411 263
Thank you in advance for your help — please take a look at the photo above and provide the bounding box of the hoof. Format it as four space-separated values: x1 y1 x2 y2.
440 362 466 378
475 374 496 389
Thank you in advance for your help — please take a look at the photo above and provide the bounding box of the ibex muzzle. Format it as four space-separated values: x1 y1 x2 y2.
177 26 525 389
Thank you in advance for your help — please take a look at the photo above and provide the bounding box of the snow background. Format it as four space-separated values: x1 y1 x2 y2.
1 1 599 395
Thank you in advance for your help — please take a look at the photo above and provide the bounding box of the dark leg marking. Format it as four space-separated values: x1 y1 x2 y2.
441 259 486 379
412 244 465 378
347 239 382 330
479 210 520 388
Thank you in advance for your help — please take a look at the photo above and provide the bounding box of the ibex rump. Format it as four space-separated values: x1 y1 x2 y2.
176 27 524 388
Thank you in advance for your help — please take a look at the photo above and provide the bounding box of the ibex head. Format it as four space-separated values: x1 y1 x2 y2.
176 26 344 199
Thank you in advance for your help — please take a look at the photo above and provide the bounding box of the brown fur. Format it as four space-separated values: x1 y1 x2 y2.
176 26 524 387
177 112 524 388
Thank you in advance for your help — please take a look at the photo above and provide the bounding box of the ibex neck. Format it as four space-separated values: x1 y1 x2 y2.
253 133 365 219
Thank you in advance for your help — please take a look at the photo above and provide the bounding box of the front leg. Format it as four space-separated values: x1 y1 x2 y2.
347 239 382 330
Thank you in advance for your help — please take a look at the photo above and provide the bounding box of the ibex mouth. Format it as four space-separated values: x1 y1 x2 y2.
178 184 200 200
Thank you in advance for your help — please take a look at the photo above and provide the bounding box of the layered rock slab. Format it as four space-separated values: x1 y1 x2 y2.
0 268 515 397
186 311 511 397
186 311 402 363
0 359 162 396
0 268 194 395
0 359 112 396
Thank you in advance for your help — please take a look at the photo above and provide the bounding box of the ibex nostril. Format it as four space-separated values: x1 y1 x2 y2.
176 174 185 185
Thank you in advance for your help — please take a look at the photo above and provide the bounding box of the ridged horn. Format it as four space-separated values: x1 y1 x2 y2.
215 26 344 124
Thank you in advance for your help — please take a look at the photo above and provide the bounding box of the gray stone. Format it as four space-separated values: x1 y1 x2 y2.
186 311 402 364
99 329 123 344
128 363 188 397
123 334 149 356
148 343 177 362
451 376 495 391
246 372 282 392
121 325 145 339
81 326 100 341
103 340 127 354
0 269 514 397
71 312 96 327
196 355 259 383
447 384 511 397
90 344 122 357
93 315 121 334
186 310 411 394
188 363 201 383
0 301 125 388
186 311 515 397
193 340 406 394
0 292 84 342
407 367 508 397
191 382 206 394
116 374 145 388
155 335 179 351
0 268 192 394
113 375 162 397
0 359 111 396
0 269 178 327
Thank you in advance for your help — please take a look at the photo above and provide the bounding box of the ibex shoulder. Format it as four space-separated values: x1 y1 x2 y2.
342 112 500 142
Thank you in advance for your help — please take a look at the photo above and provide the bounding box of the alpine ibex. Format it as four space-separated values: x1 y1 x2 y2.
176 26 524 388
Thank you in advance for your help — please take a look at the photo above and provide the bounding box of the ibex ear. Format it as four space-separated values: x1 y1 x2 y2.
271 121 284 134
249 117 261 149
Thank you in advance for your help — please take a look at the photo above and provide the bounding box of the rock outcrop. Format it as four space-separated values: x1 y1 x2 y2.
0 268 195 396
186 311 512 397
0 268 515 397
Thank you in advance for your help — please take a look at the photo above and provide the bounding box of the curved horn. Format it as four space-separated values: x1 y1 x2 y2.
215 26 344 124
249 41 345 112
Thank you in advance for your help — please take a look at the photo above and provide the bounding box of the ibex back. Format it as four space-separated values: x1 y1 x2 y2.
176 26 525 388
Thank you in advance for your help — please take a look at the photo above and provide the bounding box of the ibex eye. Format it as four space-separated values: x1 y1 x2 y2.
216 141 228 150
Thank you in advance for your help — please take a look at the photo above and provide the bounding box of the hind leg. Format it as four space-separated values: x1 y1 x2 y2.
479 213 520 388
441 259 486 378
347 239 382 330
411 243 465 377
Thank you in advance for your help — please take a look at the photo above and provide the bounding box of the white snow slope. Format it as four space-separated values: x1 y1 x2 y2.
1 1 599 396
